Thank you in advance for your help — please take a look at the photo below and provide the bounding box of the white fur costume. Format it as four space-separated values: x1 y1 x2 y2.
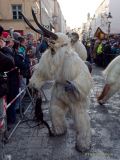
30 33 93 152
72 40 87 61
98 55 120 104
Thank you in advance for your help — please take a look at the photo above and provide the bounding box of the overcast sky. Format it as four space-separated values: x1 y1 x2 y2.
57 0 102 29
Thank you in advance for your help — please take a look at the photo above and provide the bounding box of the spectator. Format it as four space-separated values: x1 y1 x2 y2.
35 38 41 60
86 40 92 63
1 35 19 124
0 31 14 71
26 32 36 59
39 37 48 54
103 41 111 67
36 37 48 60
93 39 100 62
17 36 31 101
0 26 15 133
0 27 15 98
111 43 119 54
26 32 34 50
95 40 104 67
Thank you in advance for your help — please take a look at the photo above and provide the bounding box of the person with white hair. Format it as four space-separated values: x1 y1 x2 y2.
26 32 34 49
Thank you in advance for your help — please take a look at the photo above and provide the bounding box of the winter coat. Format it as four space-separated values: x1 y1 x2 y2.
15 46 31 78
0 47 19 101
0 51 14 72
0 49 15 98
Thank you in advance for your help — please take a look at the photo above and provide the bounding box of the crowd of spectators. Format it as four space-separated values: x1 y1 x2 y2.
83 36 120 67
1 24 120 128
0 25 48 127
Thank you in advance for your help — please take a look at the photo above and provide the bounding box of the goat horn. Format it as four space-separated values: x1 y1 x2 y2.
31 9 58 40
20 12 43 35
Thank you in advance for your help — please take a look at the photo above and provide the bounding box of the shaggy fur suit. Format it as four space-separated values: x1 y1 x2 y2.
29 33 93 152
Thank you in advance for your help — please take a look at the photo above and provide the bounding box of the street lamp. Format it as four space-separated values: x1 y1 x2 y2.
107 12 112 40
88 26 92 39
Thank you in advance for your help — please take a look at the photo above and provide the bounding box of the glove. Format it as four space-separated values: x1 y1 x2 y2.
64 80 80 100
64 80 76 92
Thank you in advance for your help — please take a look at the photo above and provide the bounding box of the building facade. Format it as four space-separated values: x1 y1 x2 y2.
0 0 66 37
52 0 66 33
40 0 54 31
0 0 41 37
81 0 120 40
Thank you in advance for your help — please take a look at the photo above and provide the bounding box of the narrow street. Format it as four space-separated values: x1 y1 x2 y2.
3 65 120 160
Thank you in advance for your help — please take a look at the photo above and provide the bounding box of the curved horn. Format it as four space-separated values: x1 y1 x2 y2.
20 12 43 35
32 9 58 40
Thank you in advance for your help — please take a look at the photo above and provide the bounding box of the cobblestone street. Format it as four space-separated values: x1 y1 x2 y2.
1 65 120 160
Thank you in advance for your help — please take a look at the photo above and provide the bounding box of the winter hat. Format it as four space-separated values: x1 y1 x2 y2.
2 32 10 41
11 32 22 43
13 32 21 41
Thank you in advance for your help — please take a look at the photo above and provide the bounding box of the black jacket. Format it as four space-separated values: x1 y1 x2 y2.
14 51 31 78
0 51 14 72
0 50 15 98
0 47 19 99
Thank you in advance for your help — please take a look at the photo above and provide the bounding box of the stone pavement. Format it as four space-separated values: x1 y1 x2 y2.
1 65 120 160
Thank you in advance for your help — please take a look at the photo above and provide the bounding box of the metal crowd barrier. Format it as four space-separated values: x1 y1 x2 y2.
0 86 34 160
1 66 48 135
0 64 49 160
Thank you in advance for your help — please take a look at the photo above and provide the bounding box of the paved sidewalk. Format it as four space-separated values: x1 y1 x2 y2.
1 65 120 160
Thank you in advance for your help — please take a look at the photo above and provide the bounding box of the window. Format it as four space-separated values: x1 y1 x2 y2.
12 5 22 20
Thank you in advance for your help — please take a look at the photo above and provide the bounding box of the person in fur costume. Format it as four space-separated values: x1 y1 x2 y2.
68 32 92 73
20 10 93 152
68 32 87 61
29 32 93 152
97 55 120 105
